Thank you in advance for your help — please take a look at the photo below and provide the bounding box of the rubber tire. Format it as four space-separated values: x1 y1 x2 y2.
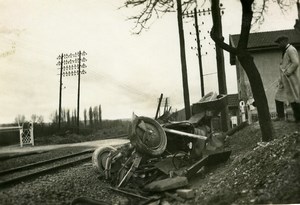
130 116 167 156
92 146 116 174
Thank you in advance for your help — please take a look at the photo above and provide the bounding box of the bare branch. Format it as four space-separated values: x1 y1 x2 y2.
251 0 266 28
251 0 296 30
123 0 198 34
210 27 238 54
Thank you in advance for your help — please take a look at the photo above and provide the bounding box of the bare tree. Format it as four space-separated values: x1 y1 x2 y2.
62 108 66 123
37 115 44 124
73 109 77 126
15 115 26 125
89 107 93 127
210 0 294 141
31 114 38 123
211 0 273 139
66 109 71 126
84 108 87 127
50 111 59 124
98 105 102 125
93 106 99 126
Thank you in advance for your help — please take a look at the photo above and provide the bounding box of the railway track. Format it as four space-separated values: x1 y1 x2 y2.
0 149 94 188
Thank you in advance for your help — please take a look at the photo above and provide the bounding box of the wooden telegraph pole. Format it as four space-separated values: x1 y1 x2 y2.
177 0 191 120
194 8 205 97
77 51 81 133
211 1 229 132
58 54 63 130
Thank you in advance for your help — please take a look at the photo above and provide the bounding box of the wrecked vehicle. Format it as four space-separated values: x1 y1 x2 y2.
91 92 232 200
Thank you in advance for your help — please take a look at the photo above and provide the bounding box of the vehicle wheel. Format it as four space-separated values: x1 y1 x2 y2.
92 146 116 174
130 116 167 156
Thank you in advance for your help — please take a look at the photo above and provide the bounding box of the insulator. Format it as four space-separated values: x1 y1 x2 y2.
82 51 87 56
57 55 61 60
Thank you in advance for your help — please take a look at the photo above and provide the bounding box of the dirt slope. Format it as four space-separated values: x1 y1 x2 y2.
178 121 300 205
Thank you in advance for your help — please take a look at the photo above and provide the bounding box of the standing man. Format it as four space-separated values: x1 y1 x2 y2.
274 35 300 123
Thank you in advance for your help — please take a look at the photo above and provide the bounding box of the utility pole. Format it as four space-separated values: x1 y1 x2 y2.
194 8 205 97
183 8 212 98
77 51 81 133
211 1 229 132
58 53 63 130
56 51 87 133
177 0 191 120
183 3 228 131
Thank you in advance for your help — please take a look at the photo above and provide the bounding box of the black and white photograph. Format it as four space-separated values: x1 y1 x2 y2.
0 0 300 204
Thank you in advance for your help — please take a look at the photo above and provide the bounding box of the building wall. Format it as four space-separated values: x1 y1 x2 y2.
236 48 300 111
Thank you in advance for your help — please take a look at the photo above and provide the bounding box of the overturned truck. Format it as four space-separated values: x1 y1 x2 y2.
92 93 232 198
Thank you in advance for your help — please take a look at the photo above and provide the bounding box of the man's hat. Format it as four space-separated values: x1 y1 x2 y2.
274 35 289 43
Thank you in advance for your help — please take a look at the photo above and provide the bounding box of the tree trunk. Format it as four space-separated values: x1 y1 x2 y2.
238 51 273 142
210 0 274 142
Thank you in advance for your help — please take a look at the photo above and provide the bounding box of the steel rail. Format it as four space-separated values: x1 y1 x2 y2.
0 151 93 188
0 134 129 188
0 149 93 176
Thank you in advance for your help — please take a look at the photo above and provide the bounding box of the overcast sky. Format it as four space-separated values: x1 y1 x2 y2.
0 0 297 124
